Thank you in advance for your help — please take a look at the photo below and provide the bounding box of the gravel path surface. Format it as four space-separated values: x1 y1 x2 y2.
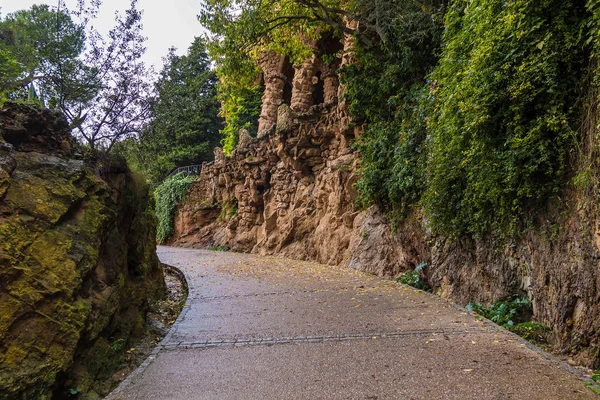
107 246 596 399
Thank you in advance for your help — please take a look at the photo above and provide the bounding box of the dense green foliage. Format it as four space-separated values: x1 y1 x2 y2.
219 85 263 154
467 295 550 343
154 173 196 243
0 48 20 104
466 295 531 327
0 5 93 107
121 38 222 185
342 0 443 216
426 0 587 236
344 0 595 238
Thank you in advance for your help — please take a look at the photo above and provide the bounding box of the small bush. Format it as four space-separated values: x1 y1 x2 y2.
395 262 430 291
466 295 551 345
510 321 551 343
466 295 531 328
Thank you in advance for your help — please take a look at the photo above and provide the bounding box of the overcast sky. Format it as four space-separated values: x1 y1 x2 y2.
0 0 207 72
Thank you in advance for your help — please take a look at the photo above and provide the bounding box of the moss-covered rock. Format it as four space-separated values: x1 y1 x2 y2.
0 103 164 399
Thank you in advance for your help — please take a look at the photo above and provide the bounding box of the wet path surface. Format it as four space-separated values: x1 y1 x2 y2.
108 246 595 399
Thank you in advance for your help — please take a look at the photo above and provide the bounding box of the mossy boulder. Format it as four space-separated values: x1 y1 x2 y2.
0 103 164 399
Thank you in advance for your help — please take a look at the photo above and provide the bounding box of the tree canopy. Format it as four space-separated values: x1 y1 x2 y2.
0 1 152 153
0 4 94 108
120 37 222 186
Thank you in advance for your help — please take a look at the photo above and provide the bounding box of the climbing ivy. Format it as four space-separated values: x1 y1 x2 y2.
348 0 594 238
425 0 588 237
341 0 443 222
154 173 196 243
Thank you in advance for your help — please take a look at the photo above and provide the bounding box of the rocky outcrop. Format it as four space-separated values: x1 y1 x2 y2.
0 103 164 399
172 103 361 265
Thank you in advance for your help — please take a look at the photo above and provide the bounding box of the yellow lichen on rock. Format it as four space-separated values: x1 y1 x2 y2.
0 103 164 399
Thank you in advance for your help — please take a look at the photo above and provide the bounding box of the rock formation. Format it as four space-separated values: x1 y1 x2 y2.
0 103 164 399
257 51 288 137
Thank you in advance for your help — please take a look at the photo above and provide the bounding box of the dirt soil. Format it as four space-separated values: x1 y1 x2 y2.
102 265 187 394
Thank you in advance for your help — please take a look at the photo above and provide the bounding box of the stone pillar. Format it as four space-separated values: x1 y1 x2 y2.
290 56 316 112
338 17 360 103
321 64 338 104
257 51 287 137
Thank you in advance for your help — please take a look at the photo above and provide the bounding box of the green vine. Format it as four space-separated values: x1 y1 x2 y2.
425 0 588 237
347 0 594 238
154 173 196 243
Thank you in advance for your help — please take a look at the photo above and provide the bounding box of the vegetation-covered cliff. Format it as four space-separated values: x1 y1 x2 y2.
0 103 164 399
160 0 600 368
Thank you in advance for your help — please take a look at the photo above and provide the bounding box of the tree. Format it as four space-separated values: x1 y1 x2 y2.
0 1 152 153
0 4 95 108
71 2 153 152
122 37 222 185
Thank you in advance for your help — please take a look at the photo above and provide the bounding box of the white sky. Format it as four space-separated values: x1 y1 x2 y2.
0 0 207 72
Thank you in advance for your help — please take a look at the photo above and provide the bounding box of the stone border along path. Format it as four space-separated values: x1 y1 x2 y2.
107 246 598 400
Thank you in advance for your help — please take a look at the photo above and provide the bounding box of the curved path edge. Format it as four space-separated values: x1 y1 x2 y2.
105 263 192 400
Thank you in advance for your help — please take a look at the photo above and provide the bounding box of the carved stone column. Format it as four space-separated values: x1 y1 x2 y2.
321 64 338 104
257 51 287 137
290 56 316 112
338 17 360 103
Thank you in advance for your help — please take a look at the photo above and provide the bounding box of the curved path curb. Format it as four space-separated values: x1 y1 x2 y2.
105 263 192 400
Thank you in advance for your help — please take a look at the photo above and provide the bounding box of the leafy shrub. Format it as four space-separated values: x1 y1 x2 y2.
395 262 430 291
467 295 552 345
466 295 532 328
154 173 196 243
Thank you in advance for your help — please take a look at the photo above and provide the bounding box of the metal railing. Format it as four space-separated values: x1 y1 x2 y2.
167 164 202 178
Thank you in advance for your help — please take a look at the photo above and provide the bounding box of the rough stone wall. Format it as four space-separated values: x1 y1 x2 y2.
427 207 600 367
173 103 364 266
0 103 164 399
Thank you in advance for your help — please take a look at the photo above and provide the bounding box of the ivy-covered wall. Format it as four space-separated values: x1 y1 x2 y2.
345 0 597 239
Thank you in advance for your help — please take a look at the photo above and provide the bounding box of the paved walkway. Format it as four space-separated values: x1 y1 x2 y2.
108 246 595 399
